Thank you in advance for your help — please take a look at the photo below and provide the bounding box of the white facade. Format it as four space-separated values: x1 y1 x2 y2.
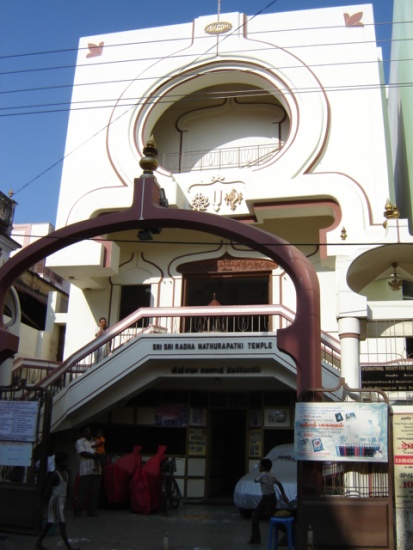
12 5 408 519
47 5 413 386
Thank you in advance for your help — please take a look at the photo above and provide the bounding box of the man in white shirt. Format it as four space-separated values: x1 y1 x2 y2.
74 426 102 517
94 317 110 363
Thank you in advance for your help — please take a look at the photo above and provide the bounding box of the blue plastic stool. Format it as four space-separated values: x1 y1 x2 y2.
267 515 295 550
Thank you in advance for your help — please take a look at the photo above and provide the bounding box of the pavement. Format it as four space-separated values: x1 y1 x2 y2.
0 502 292 550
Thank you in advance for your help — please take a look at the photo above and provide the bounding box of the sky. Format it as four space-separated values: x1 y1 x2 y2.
0 0 394 226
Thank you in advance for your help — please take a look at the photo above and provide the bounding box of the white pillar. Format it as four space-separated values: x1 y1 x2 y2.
0 357 13 386
338 317 361 389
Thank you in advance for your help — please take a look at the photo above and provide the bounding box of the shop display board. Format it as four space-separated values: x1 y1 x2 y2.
294 402 388 462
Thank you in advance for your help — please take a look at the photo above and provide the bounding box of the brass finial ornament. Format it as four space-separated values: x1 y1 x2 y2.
340 226 347 240
139 136 159 175
383 199 400 220
388 262 403 292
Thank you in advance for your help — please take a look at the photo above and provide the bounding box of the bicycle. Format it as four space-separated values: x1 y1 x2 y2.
160 457 182 512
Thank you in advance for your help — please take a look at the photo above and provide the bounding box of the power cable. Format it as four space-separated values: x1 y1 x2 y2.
5 0 400 199
10 0 281 196
2 80 413 118
0 17 405 65
2 51 413 103
1 32 409 80
9 233 412 249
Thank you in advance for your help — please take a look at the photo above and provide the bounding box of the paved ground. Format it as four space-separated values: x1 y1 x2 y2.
0 503 291 550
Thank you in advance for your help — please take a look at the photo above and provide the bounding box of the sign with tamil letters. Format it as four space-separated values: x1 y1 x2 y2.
294 402 388 462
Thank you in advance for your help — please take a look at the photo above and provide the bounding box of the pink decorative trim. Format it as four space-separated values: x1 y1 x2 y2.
136 62 298 175
86 42 104 58
343 12 364 27
339 332 360 340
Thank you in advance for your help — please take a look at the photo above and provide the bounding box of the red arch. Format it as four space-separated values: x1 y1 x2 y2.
0 175 321 397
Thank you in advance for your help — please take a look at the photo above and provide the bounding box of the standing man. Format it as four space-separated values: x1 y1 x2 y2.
94 317 110 363
74 426 102 517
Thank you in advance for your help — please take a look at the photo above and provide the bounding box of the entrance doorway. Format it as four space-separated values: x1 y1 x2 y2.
119 285 151 321
184 275 269 307
208 409 246 499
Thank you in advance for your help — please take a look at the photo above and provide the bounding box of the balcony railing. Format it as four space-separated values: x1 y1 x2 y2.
13 304 341 399
159 143 283 173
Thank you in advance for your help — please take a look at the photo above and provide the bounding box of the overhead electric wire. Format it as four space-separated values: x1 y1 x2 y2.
1 31 409 82
3 79 413 119
8 232 408 249
0 17 406 66
4 0 401 199
7 0 283 197
2 52 413 105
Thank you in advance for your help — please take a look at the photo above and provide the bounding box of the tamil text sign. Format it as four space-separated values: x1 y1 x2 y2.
294 402 388 462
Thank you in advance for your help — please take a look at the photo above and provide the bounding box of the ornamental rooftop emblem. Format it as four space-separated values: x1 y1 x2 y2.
204 21 232 34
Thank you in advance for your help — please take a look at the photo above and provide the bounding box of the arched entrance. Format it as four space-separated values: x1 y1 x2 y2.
0 145 321 396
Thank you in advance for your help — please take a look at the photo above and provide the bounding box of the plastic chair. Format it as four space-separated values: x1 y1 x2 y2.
267 515 295 550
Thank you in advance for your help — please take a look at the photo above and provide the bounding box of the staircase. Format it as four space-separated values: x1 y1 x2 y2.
12 305 341 431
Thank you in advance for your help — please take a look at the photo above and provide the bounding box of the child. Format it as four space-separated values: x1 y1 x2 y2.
35 451 80 550
92 428 108 467
248 457 289 544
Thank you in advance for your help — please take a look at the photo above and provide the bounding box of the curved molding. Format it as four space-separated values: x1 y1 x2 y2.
106 44 328 186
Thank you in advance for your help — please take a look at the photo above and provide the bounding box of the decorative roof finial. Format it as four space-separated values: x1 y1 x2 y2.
139 136 159 175
383 199 400 220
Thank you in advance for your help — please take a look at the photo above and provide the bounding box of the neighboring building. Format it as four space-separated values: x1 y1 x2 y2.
11 5 412 512
0 190 19 266
387 2 413 548
388 0 413 233
0 190 20 386
11 224 69 363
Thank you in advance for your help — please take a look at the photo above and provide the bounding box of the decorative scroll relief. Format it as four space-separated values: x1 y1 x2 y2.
190 193 210 212
225 189 243 211
188 175 245 214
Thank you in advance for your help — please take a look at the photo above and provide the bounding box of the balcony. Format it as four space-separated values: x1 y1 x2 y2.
159 143 283 173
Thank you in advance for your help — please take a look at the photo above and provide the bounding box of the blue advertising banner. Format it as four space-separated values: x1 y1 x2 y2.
294 402 388 462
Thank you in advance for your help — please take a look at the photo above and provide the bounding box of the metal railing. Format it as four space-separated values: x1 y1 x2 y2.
321 462 389 498
13 304 341 399
159 143 283 173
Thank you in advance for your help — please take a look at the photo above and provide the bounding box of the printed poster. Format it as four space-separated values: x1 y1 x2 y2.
0 441 33 466
294 402 388 462
0 400 39 442
249 430 262 457
393 412 413 507
155 404 188 426
188 428 207 456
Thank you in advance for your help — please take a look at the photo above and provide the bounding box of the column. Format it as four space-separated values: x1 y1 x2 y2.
338 317 361 389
